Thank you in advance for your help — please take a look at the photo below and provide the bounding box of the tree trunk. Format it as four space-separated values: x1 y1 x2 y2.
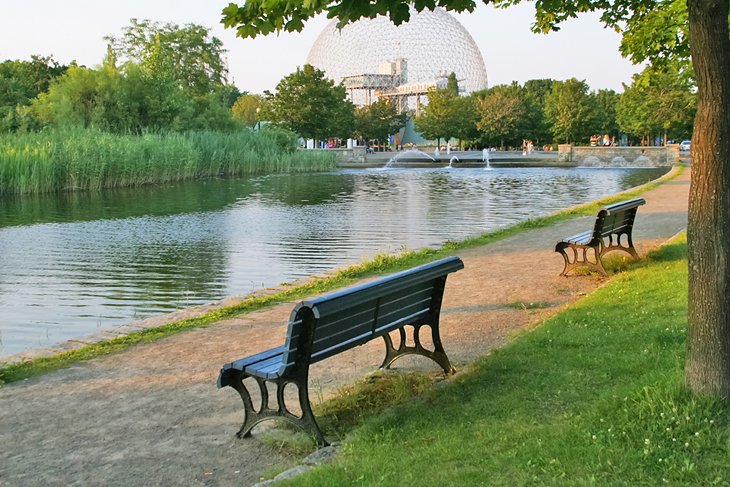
685 0 730 399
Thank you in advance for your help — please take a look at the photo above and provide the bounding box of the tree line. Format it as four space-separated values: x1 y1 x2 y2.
2 22 695 152
235 64 695 150
0 19 243 134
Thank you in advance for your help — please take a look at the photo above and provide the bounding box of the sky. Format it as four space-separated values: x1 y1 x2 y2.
1 0 643 94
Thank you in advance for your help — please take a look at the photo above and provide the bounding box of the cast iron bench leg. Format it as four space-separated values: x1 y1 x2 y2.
380 324 456 374
227 370 328 446
556 242 607 277
600 232 639 259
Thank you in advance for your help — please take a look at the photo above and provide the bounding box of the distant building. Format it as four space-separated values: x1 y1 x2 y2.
306 7 489 114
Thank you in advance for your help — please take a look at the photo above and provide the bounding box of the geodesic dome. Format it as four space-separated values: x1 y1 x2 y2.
306 7 488 99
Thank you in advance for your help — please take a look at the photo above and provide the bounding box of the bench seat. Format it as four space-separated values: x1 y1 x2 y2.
563 230 593 246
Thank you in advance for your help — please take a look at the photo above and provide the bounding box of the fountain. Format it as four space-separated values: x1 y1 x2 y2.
483 148 492 170
448 155 459 168
384 148 437 168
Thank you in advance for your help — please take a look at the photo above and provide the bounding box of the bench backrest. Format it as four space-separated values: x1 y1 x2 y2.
592 198 645 240
277 256 464 376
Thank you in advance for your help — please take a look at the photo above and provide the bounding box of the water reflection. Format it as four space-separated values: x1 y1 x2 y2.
0 166 667 357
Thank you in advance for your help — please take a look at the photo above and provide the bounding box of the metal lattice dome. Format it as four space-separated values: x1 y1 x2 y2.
306 8 488 100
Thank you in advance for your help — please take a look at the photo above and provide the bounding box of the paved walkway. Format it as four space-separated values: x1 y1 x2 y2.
0 168 690 487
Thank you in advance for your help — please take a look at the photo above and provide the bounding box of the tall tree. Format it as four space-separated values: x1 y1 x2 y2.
544 78 598 144
446 72 460 96
353 98 407 144
521 79 553 144
0 56 67 131
222 0 730 399
105 19 228 96
414 86 461 146
266 64 354 141
474 83 525 149
616 65 696 143
231 93 264 128
593 89 620 139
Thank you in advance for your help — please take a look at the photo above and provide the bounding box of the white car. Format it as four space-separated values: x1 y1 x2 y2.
680 140 691 151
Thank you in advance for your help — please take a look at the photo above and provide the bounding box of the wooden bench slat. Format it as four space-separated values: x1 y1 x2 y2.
312 302 378 337
245 353 286 377
604 198 645 213
374 308 431 336
376 284 434 312
311 330 373 362
311 319 375 357
565 230 593 245
224 345 286 372
376 298 432 328
303 258 464 319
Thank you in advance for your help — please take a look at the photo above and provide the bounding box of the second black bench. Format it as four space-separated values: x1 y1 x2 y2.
217 256 464 446
555 198 646 276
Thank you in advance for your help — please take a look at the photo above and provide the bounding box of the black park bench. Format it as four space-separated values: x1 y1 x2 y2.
217 256 464 446
555 198 646 276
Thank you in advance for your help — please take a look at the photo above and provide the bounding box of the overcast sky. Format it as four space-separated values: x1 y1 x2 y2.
1 0 642 94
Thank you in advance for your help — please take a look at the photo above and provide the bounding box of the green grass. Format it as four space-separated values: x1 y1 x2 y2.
0 165 684 385
0 128 337 195
284 235 730 486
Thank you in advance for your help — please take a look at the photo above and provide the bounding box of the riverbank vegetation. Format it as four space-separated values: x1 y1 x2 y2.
293 235 730 486
0 21 338 195
0 128 336 195
0 165 681 385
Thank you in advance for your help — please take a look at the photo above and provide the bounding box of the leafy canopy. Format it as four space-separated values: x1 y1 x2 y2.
353 99 407 143
105 19 229 96
265 64 355 140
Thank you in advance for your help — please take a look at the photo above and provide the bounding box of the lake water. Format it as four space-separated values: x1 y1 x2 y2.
0 166 668 358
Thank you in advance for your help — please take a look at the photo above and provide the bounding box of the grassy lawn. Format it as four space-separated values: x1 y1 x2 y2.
287 236 730 486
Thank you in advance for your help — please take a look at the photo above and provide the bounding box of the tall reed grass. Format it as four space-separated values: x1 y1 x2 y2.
0 128 337 195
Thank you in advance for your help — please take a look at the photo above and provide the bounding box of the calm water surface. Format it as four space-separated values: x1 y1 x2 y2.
0 166 668 357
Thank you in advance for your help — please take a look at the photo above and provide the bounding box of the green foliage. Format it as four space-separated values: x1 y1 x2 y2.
0 128 335 195
316 372 439 439
593 88 620 136
619 0 691 66
446 72 459 96
521 79 553 144
544 78 600 143
231 93 264 128
353 98 407 143
266 64 355 140
221 0 479 39
414 86 463 144
0 56 67 132
105 18 228 96
475 83 526 148
616 64 696 141
8 19 243 134
27 45 240 134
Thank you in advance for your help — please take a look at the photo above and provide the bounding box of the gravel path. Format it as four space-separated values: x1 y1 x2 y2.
0 168 690 487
